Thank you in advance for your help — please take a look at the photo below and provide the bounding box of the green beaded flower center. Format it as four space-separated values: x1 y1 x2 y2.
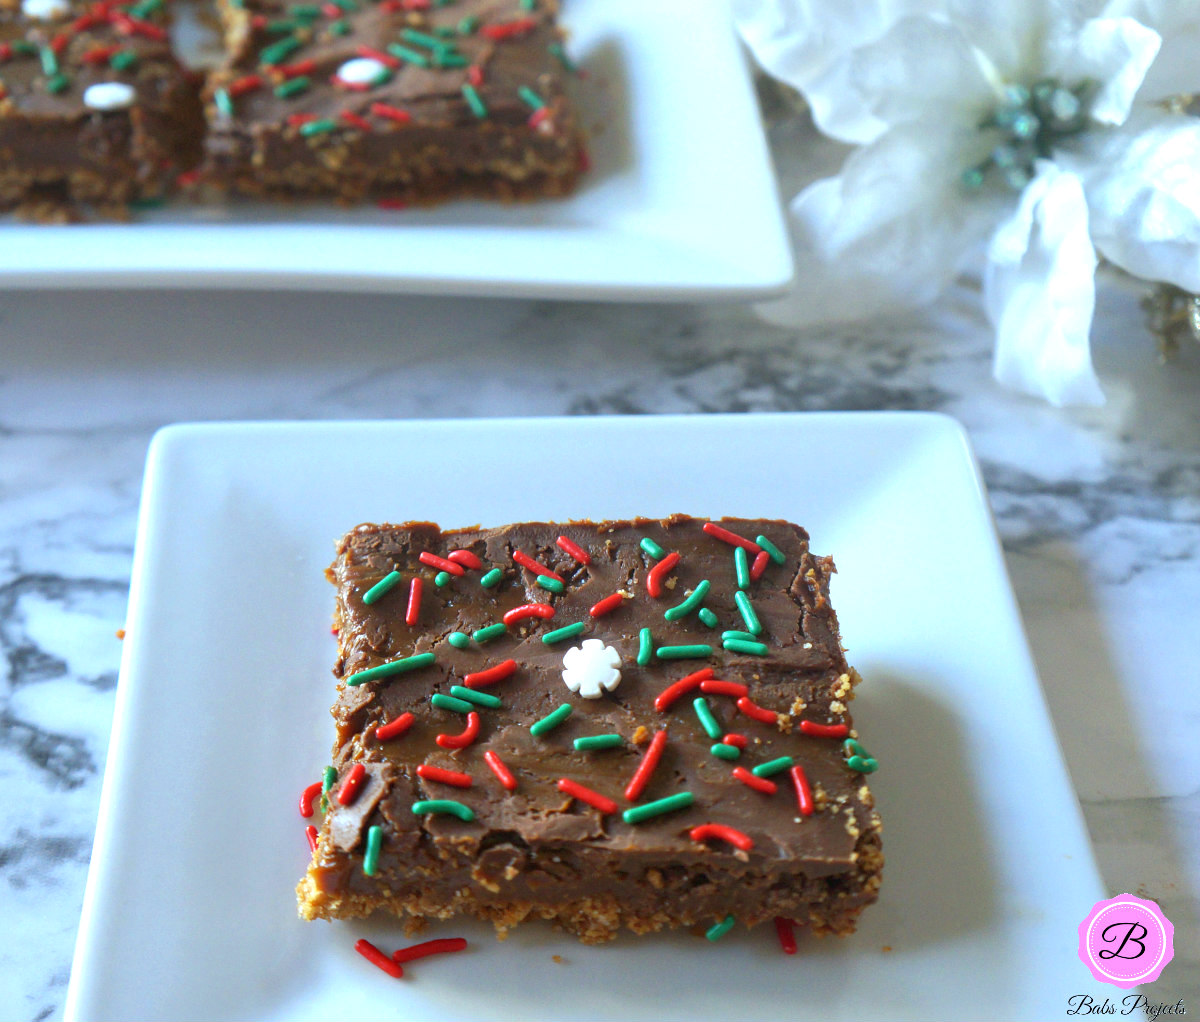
962 78 1095 192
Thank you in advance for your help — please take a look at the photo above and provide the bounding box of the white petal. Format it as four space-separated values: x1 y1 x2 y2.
945 0 1050 77
756 121 1002 325
1063 109 1200 292
732 0 944 144
1097 0 1200 99
847 17 994 126
985 163 1104 406
1048 17 1160 125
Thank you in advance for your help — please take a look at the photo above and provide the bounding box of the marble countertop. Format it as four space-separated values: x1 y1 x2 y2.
2 110 1198 1019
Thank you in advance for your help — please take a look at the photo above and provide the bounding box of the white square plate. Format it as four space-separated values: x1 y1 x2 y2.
65 413 1108 1021
0 0 793 300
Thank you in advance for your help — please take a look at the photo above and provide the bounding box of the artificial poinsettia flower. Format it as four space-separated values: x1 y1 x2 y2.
736 0 1200 405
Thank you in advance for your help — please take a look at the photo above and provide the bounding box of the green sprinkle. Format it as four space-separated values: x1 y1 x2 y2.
640 537 666 559
362 570 403 604
435 571 452 587
45 73 69 93
517 85 545 110
274 75 310 98
388 43 431 67
461 82 487 118
402 27 451 50
722 630 757 642
756 535 786 565
664 579 710 622
363 825 382 875
433 52 468 68
329 19 349 35
431 693 474 714
480 568 503 588
473 622 507 643
40 47 58 77
321 764 337 811
752 756 794 778
110 50 138 71
412 799 474 821
128 197 166 210
450 685 502 709
844 738 879 773
637 627 653 666
435 24 455 37
706 915 736 942
289 2 321 17
130 0 163 15
734 546 750 589
574 734 623 751
346 651 436 686
723 638 768 656
623 791 694 824
332 0 357 10
259 36 301 66
214 87 234 117
530 703 572 736
733 591 762 635
520 0 535 9
457 14 478 33
548 42 576 72
267 19 298 34
698 607 719 629
711 742 740 761
542 621 585 645
447 631 471 649
536 574 565 593
655 644 712 659
692 696 723 740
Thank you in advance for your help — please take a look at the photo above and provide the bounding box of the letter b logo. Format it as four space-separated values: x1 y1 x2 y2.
1079 895 1173 988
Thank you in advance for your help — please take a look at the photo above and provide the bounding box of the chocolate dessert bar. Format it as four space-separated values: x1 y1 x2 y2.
202 0 583 202
0 0 203 215
297 516 883 944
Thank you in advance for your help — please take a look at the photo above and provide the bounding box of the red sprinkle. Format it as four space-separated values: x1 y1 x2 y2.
340 110 373 131
321 2 341 15
0 43 11 62
334 78 369 92
480 16 537 39
645 551 680 598
775 917 797 955
466 64 483 87
464 658 517 688
279 58 316 79
115 14 167 40
355 938 403 979
418 551 465 576
737 696 778 725
82 45 119 64
483 750 517 791
377 198 408 210
447 549 483 570
722 733 747 749
751 549 771 581
176 169 202 188
50 32 70 54
371 102 412 124
357 44 401 69
286 112 318 127
305 825 319 852
502 603 555 626
375 712 415 742
732 767 777 794
299 781 323 818
556 535 591 565
336 763 367 805
417 763 473 787
689 823 754 852
799 720 849 738
557 778 617 814
790 764 814 817
228 74 263 97
654 668 714 712
624 729 667 802
392 937 468 963
589 592 625 618
436 711 480 750
700 680 749 698
702 522 762 553
512 550 563 582
528 107 551 130
405 577 423 627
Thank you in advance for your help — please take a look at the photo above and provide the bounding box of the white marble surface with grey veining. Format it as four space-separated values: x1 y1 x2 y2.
1 110 1198 1021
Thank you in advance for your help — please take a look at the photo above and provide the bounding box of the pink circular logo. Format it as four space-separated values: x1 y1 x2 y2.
1078 894 1174 988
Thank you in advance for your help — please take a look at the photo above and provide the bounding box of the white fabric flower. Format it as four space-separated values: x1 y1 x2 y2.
561 639 621 699
737 0 1200 405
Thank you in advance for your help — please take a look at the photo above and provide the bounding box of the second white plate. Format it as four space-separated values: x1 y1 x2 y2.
66 413 1110 1021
